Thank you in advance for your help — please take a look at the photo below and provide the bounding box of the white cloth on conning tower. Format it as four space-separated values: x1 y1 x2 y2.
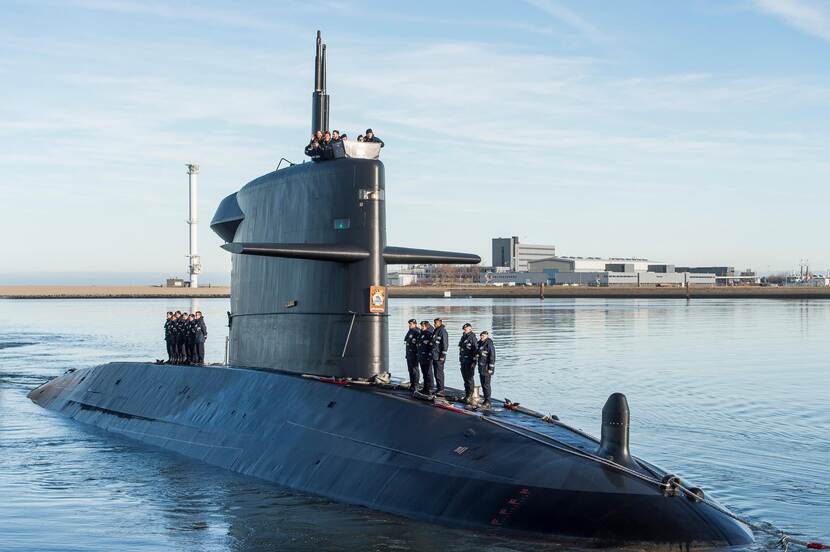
344 141 381 160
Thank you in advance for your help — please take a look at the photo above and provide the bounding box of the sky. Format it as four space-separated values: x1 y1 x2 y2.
1 0 830 283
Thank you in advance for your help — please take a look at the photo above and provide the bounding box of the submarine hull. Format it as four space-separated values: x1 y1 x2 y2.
29 362 752 547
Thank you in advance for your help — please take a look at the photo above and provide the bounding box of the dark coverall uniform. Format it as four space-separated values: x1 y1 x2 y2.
173 318 185 363
476 337 496 403
194 318 207 364
431 324 449 394
366 135 385 147
304 141 320 159
404 327 421 389
164 318 175 361
418 325 435 394
458 332 478 399
319 139 334 160
185 319 197 364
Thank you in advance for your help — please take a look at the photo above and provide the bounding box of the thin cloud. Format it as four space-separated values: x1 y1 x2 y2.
522 0 604 41
753 0 830 43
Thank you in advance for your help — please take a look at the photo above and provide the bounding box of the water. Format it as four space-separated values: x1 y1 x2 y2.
1 298 828 551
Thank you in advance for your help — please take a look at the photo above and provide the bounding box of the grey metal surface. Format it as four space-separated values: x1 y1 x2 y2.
219 156 480 379
227 159 388 378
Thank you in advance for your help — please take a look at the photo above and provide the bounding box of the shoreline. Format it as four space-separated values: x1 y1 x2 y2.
0 285 231 299
2 285 830 300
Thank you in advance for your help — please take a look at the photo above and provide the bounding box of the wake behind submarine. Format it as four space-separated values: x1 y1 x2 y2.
29 32 753 548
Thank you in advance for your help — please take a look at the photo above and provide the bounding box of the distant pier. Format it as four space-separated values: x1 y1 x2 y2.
2 285 830 300
0 285 231 299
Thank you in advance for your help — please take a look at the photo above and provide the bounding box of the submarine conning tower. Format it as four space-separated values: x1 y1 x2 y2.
210 31 481 379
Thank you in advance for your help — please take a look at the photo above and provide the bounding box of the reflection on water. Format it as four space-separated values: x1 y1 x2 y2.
1 298 829 551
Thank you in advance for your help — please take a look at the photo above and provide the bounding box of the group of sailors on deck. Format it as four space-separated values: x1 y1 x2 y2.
405 318 496 410
305 128 384 161
163 311 208 365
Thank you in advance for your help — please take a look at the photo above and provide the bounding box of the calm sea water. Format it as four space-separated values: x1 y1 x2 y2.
1 297 828 551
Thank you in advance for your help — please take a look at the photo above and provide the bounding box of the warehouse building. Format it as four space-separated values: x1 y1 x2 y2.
524 256 716 287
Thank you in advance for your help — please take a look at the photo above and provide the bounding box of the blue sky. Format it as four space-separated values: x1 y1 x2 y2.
2 0 829 282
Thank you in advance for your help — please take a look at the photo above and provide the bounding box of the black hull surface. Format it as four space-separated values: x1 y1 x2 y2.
29 362 752 548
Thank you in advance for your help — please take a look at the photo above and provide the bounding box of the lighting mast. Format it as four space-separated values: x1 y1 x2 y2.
186 163 201 288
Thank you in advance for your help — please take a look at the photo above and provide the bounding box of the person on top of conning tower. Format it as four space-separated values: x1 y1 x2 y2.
304 134 321 159
364 128 384 147
319 131 334 160
357 134 364 142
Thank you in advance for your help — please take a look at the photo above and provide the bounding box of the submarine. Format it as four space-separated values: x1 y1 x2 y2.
29 32 753 548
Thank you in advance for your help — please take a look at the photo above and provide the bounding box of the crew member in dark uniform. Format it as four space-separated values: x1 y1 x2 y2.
417 320 434 395
458 323 477 403
304 135 320 159
319 130 334 160
364 128 384 147
476 331 496 410
179 312 190 363
194 311 208 365
185 313 197 364
404 319 420 392
164 312 175 362
432 318 449 396
172 311 184 363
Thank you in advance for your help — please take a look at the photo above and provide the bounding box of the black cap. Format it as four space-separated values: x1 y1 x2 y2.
420 320 429 326
408 318 417 324
462 323 471 329
365 128 373 133
480 330 489 336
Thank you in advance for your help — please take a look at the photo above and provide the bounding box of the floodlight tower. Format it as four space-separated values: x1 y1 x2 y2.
186 163 201 288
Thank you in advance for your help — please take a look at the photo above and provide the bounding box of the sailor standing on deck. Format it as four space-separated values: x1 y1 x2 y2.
476 331 496 410
179 313 190 363
185 313 197 364
417 320 435 395
164 312 175 363
458 323 478 404
194 311 208 365
432 318 449 396
170 311 182 364
404 319 421 392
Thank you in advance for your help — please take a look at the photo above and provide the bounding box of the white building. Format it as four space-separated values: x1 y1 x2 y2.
492 237 556 272
528 256 664 273
527 256 716 287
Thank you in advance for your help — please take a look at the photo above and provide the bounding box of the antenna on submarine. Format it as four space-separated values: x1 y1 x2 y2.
311 30 330 134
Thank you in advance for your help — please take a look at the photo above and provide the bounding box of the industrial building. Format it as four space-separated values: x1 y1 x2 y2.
523 256 716 287
480 267 549 286
492 237 557 272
